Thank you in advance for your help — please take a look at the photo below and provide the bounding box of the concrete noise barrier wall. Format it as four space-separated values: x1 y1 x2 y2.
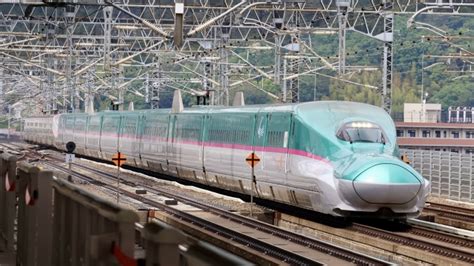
0 152 252 265
16 161 54 266
138 218 252 266
51 178 139 266
140 219 186 266
0 152 17 253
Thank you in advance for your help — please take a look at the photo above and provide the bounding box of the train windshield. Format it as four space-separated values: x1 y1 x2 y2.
337 122 386 144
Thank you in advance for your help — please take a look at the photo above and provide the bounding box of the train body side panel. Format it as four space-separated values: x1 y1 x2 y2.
172 113 205 180
119 113 141 166
85 115 102 158
73 115 87 155
56 116 67 149
203 113 234 185
139 112 170 172
100 114 120 160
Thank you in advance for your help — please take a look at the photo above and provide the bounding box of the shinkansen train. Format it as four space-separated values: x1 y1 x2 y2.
23 101 430 219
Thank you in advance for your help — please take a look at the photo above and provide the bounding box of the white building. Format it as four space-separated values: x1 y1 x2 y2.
404 103 441 123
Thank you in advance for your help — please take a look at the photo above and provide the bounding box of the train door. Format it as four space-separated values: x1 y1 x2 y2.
56 116 65 148
137 114 145 166
99 115 120 159
87 114 102 158
200 113 210 175
64 116 75 145
117 115 123 153
98 115 103 155
264 112 292 186
203 113 234 181
84 116 90 151
121 114 140 155
229 113 257 180
74 115 87 155
183 114 204 171
118 115 126 154
118 115 124 155
252 111 268 185
166 114 178 173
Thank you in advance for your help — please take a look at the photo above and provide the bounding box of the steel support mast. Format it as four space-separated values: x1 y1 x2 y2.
381 0 394 113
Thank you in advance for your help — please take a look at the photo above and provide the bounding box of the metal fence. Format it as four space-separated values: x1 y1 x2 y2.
400 149 474 203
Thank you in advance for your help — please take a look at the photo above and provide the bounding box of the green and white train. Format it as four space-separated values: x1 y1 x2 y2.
24 101 430 219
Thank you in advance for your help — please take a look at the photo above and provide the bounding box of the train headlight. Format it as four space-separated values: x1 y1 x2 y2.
350 122 376 128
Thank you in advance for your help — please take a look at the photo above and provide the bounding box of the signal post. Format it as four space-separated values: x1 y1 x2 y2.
65 142 76 182
112 152 127 204
246 152 260 217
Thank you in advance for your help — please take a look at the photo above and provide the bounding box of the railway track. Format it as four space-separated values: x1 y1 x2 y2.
53 155 473 265
4 143 473 265
41 155 388 266
350 223 474 264
0 142 25 152
424 202 474 224
406 224 473 248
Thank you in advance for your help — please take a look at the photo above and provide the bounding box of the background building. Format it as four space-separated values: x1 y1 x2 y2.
396 105 474 154
403 103 441 123
396 122 474 154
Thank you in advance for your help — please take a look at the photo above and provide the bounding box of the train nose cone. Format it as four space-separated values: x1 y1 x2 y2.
353 163 422 204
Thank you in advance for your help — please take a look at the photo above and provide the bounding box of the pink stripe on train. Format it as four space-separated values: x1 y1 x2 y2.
58 133 331 165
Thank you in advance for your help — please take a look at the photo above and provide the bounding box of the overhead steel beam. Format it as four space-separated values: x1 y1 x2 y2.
186 0 247 37
173 0 184 48
104 0 171 39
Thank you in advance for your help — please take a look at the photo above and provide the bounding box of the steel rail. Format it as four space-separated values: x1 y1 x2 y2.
42 161 327 265
425 202 474 223
44 156 389 266
70 159 473 264
404 225 473 248
16 145 473 265
351 223 474 263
